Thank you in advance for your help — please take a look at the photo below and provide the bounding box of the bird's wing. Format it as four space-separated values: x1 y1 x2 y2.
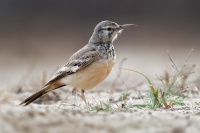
45 46 100 86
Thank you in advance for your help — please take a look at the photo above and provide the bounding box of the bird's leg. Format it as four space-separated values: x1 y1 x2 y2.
72 87 77 106
81 89 89 110
57 87 76 109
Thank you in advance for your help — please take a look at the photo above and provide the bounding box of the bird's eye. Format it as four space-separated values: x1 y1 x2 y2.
107 27 112 31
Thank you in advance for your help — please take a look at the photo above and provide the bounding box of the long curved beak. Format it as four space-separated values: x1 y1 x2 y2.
119 24 137 29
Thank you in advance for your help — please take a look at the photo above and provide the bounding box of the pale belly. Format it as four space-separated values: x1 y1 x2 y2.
62 60 115 90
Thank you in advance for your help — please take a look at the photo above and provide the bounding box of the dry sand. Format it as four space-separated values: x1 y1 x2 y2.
0 47 200 133
0 88 200 133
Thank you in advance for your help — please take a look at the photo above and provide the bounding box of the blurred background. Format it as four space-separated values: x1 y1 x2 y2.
0 0 200 86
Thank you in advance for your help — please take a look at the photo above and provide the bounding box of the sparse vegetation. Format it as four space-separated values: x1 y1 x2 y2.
120 49 194 110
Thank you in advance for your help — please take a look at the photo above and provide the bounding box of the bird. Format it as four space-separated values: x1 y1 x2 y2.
20 20 136 107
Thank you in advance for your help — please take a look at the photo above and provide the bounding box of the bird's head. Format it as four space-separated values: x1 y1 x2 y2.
89 20 136 43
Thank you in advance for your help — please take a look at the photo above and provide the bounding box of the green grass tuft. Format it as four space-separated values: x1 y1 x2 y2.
120 49 193 110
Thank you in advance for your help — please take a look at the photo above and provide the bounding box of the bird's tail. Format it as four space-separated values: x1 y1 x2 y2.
19 81 66 106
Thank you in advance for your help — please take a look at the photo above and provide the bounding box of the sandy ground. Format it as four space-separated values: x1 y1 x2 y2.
0 88 200 133
0 47 200 133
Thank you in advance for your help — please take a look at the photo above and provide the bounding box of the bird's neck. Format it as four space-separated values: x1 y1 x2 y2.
88 33 111 44
93 42 116 61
